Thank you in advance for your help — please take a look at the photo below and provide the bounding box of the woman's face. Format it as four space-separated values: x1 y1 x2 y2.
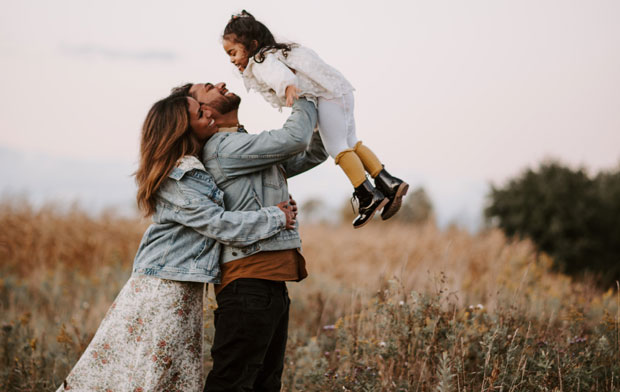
187 97 218 141
223 37 250 73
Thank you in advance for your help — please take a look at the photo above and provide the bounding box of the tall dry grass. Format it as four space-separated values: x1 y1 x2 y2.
1 200 618 391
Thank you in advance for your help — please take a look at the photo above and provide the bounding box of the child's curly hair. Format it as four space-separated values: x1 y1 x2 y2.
223 10 295 63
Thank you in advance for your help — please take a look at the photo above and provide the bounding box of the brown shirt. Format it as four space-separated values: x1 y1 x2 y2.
214 249 308 295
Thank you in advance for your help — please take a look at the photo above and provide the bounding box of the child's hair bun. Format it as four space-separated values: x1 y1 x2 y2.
224 9 294 63
231 10 255 21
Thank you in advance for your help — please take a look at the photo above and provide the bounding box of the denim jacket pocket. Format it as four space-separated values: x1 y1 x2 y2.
261 165 285 190
223 242 261 260
192 238 219 274
251 189 264 208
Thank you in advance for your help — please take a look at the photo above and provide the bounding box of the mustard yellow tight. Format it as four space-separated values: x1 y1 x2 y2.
334 141 383 187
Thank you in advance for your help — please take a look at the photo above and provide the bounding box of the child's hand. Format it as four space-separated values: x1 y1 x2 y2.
285 85 299 107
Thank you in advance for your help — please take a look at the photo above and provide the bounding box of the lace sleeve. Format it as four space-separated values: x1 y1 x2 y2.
251 54 298 99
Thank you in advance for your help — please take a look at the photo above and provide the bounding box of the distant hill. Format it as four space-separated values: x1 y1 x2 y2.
0 147 137 216
0 146 487 230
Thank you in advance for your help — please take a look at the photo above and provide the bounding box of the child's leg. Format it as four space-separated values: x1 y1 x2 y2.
333 93 409 221
318 95 386 228
334 92 384 178
334 150 366 187
354 142 383 178
317 96 352 159
317 95 365 187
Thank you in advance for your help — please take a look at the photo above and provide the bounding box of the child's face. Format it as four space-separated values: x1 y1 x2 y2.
223 38 250 73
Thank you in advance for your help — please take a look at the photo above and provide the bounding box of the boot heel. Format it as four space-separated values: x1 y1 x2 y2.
374 168 409 221
381 182 409 220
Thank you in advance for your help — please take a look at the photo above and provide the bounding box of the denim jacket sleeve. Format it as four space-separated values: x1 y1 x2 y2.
280 129 329 178
160 173 287 248
210 98 318 179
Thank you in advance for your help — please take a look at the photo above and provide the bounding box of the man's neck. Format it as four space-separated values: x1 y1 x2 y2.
215 111 240 132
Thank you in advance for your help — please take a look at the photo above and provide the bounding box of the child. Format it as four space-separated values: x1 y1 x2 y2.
222 10 408 228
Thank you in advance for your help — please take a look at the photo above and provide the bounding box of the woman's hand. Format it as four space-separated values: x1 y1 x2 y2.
277 199 298 229
285 85 299 107
288 195 298 216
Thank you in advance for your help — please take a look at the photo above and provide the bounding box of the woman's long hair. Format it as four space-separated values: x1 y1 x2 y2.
135 95 202 216
223 10 295 63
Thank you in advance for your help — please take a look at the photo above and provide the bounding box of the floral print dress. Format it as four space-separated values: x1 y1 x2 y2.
57 275 204 392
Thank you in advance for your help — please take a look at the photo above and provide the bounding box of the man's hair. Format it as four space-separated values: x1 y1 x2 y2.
170 83 192 98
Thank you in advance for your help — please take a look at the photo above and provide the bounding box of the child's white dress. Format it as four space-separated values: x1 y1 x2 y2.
243 45 354 109
243 46 358 159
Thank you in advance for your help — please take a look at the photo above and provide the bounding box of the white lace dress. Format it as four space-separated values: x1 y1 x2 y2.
242 45 355 109
57 275 205 392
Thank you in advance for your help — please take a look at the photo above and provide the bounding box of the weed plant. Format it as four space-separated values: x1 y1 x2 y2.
1 201 618 391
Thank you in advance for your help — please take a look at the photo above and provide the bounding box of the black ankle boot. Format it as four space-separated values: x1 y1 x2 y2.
374 168 409 220
352 179 388 229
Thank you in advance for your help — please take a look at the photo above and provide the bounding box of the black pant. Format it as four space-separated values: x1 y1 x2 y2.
204 279 290 392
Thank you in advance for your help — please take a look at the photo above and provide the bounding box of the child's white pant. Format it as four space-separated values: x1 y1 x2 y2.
317 92 359 159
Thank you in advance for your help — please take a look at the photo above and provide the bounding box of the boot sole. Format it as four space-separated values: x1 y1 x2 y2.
353 198 389 229
381 182 409 220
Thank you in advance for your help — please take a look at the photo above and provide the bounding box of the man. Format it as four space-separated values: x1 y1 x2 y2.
175 82 327 391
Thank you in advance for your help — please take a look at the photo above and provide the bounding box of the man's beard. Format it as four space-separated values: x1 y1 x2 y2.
212 94 241 114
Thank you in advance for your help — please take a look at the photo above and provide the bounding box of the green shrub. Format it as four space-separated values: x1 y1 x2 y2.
485 161 620 286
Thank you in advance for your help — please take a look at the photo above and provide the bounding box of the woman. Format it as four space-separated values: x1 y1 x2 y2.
58 95 296 391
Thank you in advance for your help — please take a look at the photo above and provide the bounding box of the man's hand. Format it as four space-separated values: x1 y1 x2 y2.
276 200 298 229
285 85 299 107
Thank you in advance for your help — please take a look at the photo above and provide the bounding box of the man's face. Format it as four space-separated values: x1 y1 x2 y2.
189 82 241 115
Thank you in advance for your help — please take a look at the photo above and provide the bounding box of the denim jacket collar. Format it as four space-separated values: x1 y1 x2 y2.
218 125 247 134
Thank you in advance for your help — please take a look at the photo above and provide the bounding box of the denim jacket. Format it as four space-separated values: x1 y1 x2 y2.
202 98 328 264
131 156 287 283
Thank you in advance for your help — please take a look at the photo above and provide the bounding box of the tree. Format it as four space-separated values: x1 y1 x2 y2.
395 187 434 224
300 198 328 224
485 160 620 286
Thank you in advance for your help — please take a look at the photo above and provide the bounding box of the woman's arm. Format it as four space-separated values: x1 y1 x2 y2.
166 179 294 247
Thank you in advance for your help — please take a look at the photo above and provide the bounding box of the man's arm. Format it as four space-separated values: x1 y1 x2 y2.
204 99 317 178
280 129 329 178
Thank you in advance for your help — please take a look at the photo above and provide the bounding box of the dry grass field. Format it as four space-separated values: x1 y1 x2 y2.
1 200 618 391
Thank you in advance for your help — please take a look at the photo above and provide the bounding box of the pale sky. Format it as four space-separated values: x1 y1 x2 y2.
1 0 619 228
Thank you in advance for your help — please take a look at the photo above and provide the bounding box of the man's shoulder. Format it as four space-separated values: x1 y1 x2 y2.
206 130 255 146
202 131 256 159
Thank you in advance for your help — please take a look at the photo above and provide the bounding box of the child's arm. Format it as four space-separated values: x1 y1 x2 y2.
252 54 298 106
